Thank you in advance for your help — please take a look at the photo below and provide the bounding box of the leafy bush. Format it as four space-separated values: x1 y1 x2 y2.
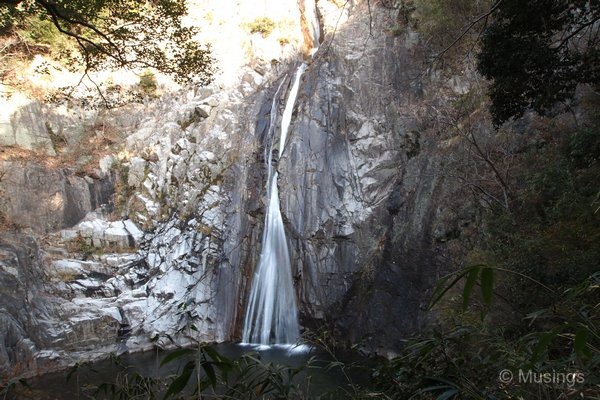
477 1 600 125
138 70 158 97
247 17 276 37
19 16 63 47
1 0 214 89
488 122 600 312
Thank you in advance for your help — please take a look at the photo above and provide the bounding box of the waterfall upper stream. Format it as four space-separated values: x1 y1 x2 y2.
242 65 307 345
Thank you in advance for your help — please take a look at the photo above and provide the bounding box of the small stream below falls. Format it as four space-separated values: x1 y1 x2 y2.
8 344 370 399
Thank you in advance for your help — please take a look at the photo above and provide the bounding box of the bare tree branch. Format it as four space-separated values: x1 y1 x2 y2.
430 0 503 66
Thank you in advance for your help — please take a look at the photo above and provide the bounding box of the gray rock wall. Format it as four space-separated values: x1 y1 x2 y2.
0 161 114 234
277 3 472 354
0 234 55 377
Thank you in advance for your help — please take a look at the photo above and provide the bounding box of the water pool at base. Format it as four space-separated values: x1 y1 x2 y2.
6 343 370 399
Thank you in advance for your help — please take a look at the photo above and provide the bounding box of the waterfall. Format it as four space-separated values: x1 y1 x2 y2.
242 66 306 345
242 1 320 346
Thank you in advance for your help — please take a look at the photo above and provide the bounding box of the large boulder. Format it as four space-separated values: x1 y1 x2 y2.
0 95 55 156
0 161 114 234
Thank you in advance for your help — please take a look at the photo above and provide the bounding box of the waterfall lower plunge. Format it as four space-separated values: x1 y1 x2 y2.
242 65 307 345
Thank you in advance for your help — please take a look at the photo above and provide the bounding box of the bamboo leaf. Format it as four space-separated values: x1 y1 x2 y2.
429 271 469 309
163 360 194 399
160 348 195 367
480 267 494 305
532 330 559 363
462 266 480 310
201 360 217 388
574 326 591 358
202 345 226 362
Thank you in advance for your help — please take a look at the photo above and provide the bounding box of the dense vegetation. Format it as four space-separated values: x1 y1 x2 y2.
478 0 600 125
368 1 600 398
399 0 600 125
0 0 214 86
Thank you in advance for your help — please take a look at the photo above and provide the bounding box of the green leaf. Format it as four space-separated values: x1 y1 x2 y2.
480 267 494 305
201 360 217 388
429 271 469 309
160 348 195 367
163 360 195 399
574 326 591 358
202 345 225 362
532 330 559 363
324 361 345 371
462 266 480 310
524 309 548 324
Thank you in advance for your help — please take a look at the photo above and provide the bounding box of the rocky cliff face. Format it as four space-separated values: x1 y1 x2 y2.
279 2 474 355
0 0 477 378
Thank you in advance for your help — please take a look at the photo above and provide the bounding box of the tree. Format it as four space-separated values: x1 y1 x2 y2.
0 0 214 85
477 0 600 126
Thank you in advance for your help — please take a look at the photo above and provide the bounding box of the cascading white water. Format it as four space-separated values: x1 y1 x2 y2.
242 66 306 345
242 1 320 346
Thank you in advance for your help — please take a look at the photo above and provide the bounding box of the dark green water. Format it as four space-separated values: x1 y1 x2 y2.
5 343 369 399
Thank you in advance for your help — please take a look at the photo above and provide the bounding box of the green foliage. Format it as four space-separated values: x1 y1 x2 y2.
70 235 96 260
247 17 276 37
400 270 599 399
477 0 600 125
0 1 24 34
18 15 61 46
139 70 158 97
0 0 215 85
414 0 484 39
402 0 599 125
488 122 600 313
64 345 312 400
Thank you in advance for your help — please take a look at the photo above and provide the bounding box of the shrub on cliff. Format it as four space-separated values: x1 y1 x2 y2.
247 17 276 37
403 0 599 126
